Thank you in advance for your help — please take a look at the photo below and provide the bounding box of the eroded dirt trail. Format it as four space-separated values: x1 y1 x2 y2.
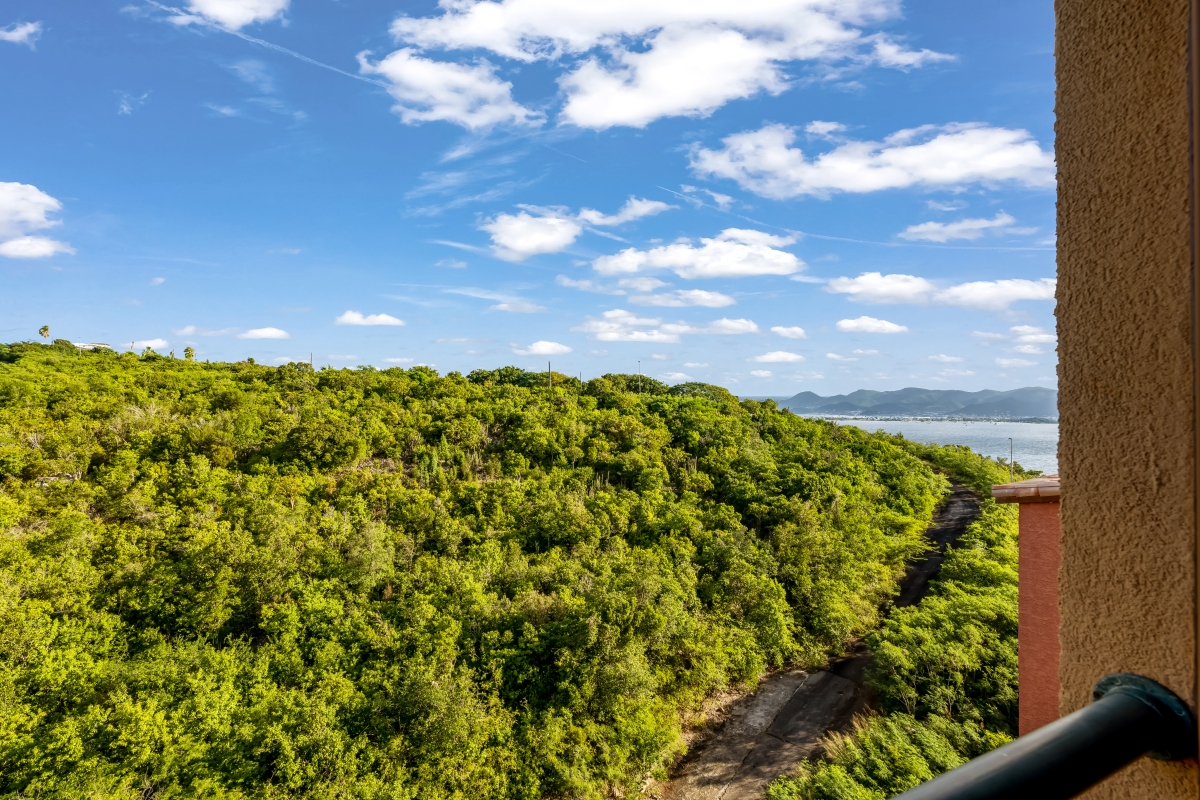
659 485 981 800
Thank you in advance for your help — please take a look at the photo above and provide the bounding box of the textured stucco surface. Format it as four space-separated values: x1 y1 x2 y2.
1018 502 1061 735
1056 0 1198 794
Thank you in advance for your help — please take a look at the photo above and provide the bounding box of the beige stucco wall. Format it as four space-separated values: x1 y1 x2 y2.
1056 0 1198 795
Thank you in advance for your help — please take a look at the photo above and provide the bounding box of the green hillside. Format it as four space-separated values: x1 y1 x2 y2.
0 342 1003 798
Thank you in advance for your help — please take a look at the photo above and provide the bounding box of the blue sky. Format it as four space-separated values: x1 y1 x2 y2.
0 0 1056 395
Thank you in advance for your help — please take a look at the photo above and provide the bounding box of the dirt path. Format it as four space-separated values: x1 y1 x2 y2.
659 484 981 800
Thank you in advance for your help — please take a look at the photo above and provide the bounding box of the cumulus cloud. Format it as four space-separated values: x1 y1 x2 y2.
827 272 935 304
899 212 1020 242
1 21 42 47
593 228 801 279
936 279 1056 311
577 197 673 225
1011 324 1056 343
826 271 1056 311
836 316 908 333
996 358 1035 367
683 362 708 367
513 340 572 355
335 310 405 326
130 338 169 350
482 197 671 261
0 236 74 258
171 0 289 29
572 310 756 342
238 327 290 339
690 122 1055 199
359 49 542 130
387 1 950 130
661 318 759 335
771 325 807 339
751 351 804 362
750 369 773 378
827 353 857 361
929 354 963 362
0 182 73 258
556 275 624 294
573 309 679 343
629 289 735 307
384 357 415 363
661 371 692 381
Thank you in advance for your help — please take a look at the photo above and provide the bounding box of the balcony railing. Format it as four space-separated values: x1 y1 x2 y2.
893 674 1195 800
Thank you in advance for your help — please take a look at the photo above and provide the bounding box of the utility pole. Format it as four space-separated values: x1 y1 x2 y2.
1008 437 1014 483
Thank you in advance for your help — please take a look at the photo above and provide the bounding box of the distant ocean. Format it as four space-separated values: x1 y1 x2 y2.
826 418 1059 475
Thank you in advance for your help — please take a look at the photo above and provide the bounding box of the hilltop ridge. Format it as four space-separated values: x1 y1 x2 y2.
781 386 1057 418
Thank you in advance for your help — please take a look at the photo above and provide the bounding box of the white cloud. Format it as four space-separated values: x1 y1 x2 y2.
436 258 467 268
174 0 289 29
899 212 1018 242
771 325 807 339
359 49 542 130
483 212 582 260
853 349 879 355
827 353 857 361
940 368 975 376
150 277 166 286
577 197 673 225
684 362 708 367
239 327 290 339
593 228 801 278
750 351 804 362
629 289 736 307
929 354 963 362
1013 344 1043 354
1011 324 1056 343
573 309 679 343
174 326 197 336
0 181 73 258
806 120 846 138
131 338 169 349
936 279 1056 312
589 349 609 356
690 122 1055 199
384 357 414 363
447 287 545 312
662 372 692 381
556 275 624 294
826 272 935 304
836 316 907 333
513 340 572 355
826 272 1056 312
662 318 759 335
650 353 667 360
483 197 669 261
996 358 1035 367
335 310 406 326
0 21 42 47
0 236 75 258
572 310 756 342
619 276 669 292
388 1 949 130
750 369 773 378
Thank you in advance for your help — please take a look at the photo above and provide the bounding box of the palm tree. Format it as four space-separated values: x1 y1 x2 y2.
38 325 48 340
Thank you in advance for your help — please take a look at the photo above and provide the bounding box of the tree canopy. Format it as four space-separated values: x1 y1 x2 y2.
0 343 973 798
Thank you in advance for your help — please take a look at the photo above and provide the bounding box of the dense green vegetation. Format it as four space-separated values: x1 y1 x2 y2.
0 343 958 799
766 445 1028 800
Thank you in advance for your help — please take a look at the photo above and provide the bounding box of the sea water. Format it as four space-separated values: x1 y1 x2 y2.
822 418 1059 475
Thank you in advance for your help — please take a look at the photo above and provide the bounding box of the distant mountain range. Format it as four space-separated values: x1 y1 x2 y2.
780 386 1058 418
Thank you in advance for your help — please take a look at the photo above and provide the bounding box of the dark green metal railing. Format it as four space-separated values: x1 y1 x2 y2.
893 674 1196 800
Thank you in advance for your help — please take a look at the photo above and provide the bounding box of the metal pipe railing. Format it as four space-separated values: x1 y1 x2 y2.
893 673 1196 800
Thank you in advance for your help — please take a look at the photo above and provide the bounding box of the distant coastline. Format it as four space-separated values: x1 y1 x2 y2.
801 414 1058 424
